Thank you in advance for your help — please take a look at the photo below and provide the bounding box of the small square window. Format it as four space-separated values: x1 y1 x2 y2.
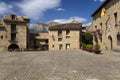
52 45 54 48
58 38 62 41
1 35 3 39
66 36 70 39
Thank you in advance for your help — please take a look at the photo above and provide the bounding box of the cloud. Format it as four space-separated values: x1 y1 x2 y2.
0 0 61 20
83 22 92 26
94 0 105 2
0 2 13 15
17 0 61 20
99 0 105 2
55 8 64 11
48 16 87 24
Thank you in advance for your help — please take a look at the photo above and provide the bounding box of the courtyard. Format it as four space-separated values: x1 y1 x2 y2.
0 50 120 80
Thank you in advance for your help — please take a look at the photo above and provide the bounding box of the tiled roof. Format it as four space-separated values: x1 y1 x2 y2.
49 23 82 30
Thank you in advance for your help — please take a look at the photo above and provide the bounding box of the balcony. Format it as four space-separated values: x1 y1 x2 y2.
92 29 102 36
9 39 18 43
9 34 18 43
92 29 102 43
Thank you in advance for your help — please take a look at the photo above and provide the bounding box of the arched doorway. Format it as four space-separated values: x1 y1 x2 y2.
8 44 19 51
108 36 113 50
117 32 120 45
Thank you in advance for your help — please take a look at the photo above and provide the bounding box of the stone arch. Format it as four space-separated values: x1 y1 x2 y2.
117 32 120 45
8 44 19 51
108 35 113 50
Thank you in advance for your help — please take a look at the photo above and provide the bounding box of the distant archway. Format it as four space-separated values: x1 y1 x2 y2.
8 44 19 51
108 36 113 50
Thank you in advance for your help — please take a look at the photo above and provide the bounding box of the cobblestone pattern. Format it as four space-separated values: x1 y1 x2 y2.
0 50 120 80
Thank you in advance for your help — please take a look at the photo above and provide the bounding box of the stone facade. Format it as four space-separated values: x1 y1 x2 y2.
0 22 7 51
49 22 84 51
29 33 49 51
89 0 120 51
0 14 30 52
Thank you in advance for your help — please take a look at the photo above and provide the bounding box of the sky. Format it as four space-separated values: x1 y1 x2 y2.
0 0 105 26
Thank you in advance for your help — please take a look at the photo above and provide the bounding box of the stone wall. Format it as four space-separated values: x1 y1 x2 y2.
89 0 120 50
0 30 7 51
49 30 81 51
0 14 30 52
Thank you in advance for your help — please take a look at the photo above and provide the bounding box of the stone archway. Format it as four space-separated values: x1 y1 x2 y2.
108 36 113 50
117 32 120 45
8 44 19 51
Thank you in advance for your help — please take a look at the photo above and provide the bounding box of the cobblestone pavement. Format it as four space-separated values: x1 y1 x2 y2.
0 50 120 80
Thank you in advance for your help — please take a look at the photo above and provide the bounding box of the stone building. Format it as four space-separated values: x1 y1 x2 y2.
89 0 120 51
0 14 30 52
29 21 59 51
29 33 49 51
49 22 85 51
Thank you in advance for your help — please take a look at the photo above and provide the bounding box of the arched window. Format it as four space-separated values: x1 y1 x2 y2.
8 44 19 51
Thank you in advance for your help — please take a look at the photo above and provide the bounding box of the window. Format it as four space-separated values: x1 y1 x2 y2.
11 33 16 41
66 36 70 39
100 23 102 30
117 32 120 45
11 24 16 33
45 40 48 44
66 30 70 35
114 12 118 24
52 35 55 41
66 44 70 50
95 25 97 30
1 35 3 39
52 45 54 48
59 44 63 50
58 30 62 37
58 38 62 41
11 24 17 41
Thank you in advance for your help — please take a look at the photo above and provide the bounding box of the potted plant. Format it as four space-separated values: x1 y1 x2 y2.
94 43 101 54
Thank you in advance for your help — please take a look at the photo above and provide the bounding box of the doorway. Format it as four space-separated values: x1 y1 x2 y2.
8 44 19 51
108 36 113 50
